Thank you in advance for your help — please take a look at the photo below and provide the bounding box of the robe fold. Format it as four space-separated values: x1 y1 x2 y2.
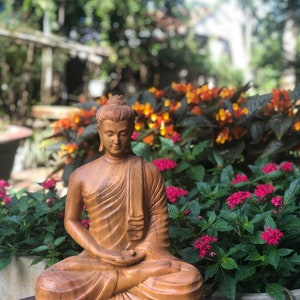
35 155 203 299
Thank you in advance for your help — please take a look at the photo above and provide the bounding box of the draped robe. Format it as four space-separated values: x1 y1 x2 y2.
35 155 203 300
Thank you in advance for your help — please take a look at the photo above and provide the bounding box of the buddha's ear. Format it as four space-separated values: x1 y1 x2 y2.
99 141 104 152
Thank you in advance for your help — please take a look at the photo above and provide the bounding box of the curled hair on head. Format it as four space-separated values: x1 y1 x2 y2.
96 95 135 128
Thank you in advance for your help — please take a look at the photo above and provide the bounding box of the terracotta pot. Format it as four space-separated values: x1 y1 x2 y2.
0 125 33 180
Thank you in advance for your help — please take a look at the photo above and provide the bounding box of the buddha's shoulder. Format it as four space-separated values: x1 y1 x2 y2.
70 157 104 179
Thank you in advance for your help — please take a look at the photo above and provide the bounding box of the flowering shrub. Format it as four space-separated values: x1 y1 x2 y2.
0 178 84 269
19 82 300 299
44 82 300 183
157 145 300 299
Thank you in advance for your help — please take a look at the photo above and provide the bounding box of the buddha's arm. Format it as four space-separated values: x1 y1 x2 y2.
64 171 144 266
135 163 171 258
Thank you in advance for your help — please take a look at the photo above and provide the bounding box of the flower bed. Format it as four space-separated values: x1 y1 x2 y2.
2 82 300 300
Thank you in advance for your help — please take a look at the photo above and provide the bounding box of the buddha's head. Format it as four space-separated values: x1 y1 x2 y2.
96 95 136 153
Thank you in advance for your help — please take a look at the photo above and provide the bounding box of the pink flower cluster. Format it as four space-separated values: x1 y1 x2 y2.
166 186 188 203
254 183 275 199
194 235 218 258
261 161 294 174
271 196 283 207
232 174 249 184
131 131 139 141
0 179 11 204
226 191 252 209
261 227 284 245
81 219 90 229
280 161 294 172
171 133 181 143
42 178 59 189
152 158 177 171
262 163 278 174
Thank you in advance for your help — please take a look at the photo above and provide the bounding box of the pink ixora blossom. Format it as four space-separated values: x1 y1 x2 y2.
262 163 278 174
0 179 10 189
226 191 252 209
254 183 275 199
280 161 294 172
2 196 12 204
232 174 249 184
194 235 218 258
271 196 283 207
261 227 284 245
42 178 59 189
171 133 181 143
81 219 90 229
152 158 177 171
166 186 188 203
131 131 139 141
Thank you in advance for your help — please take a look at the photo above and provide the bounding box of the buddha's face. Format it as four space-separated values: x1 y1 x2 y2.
99 119 132 158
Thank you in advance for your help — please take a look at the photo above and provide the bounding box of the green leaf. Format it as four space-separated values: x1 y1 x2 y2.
249 120 265 142
186 165 205 181
265 283 285 300
289 253 300 264
284 177 300 205
31 257 45 266
218 273 236 300
246 252 263 261
168 204 179 219
235 265 256 282
191 141 208 157
264 215 276 228
221 257 238 270
210 149 224 167
205 264 219 281
268 115 293 140
277 248 293 257
220 165 234 184
0 256 12 270
261 140 285 157
174 161 191 174
54 236 67 247
32 245 49 252
246 93 271 117
242 221 254 233
215 220 234 232
177 247 201 264
266 247 280 269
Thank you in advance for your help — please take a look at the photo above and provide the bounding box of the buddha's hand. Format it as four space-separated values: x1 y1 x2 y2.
101 248 146 267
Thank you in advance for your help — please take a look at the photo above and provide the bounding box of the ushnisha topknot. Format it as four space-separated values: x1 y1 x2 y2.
96 95 135 126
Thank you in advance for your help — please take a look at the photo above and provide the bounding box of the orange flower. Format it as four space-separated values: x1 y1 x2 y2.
77 127 84 137
171 82 194 94
164 99 182 112
219 87 236 99
132 102 154 118
148 87 165 98
61 143 78 154
143 134 154 145
215 108 233 125
191 106 202 115
264 89 292 116
215 128 231 144
293 121 300 131
232 103 248 118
